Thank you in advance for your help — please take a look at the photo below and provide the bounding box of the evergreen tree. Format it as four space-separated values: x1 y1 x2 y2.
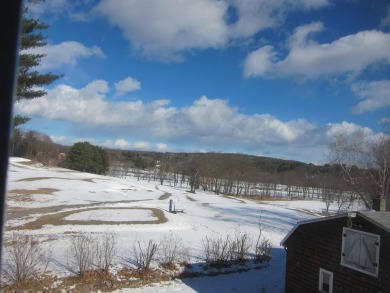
64 142 109 175
12 5 62 155
15 7 62 116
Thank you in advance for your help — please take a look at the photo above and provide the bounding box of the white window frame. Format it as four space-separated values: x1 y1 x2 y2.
340 227 380 277
319 268 333 293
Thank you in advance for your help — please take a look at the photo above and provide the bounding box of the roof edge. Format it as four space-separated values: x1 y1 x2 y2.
280 213 349 247
357 211 390 234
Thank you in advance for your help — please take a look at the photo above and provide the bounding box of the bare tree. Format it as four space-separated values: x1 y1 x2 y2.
255 217 272 261
329 130 390 208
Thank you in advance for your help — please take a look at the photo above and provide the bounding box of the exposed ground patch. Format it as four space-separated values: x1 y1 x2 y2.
9 188 59 196
223 195 246 203
16 177 98 183
186 195 196 201
4 199 152 221
158 192 171 200
7 207 167 230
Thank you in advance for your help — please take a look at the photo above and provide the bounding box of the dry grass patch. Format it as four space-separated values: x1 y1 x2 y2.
7 188 59 203
159 192 171 200
8 188 59 196
16 176 98 183
0 274 59 293
223 195 246 203
17 176 68 182
186 195 196 201
8 207 168 230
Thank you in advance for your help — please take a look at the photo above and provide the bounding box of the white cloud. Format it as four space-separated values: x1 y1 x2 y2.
114 139 130 148
351 80 390 113
243 22 390 78
114 77 141 97
27 0 67 15
25 41 106 71
229 0 328 38
156 143 168 151
326 121 375 138
92 0 329 61
243 46 277 77
15 80 319 151
381 6 390 27
93 0 229 61
111 139 167 151
18 79 384 162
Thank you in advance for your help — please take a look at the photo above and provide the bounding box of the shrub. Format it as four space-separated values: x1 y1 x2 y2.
133 240 158 270
66 234 94 277
2 233 51 284
159 233 188 267
255 217 273 261
94 231 118 272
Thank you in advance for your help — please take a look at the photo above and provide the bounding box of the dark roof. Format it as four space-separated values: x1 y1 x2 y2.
280 213 348 246
358 211 390 233
280 211 390 247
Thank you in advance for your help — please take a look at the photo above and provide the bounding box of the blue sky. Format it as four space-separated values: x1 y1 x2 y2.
16 0 390 164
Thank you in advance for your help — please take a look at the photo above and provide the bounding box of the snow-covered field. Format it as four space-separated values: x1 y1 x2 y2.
3 157 365 292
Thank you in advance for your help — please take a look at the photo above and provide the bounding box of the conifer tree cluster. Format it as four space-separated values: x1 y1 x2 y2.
63 142 109 175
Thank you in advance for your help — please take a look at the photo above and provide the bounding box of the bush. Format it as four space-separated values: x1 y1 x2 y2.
231 231 251 262
202 235 232 266
2 233 51 284
159 233 188 267
94 231 118 272
66 234 94 277
132 240 158 270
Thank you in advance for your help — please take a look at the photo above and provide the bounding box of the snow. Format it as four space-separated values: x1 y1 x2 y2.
3 157 365 292
64 209 156 222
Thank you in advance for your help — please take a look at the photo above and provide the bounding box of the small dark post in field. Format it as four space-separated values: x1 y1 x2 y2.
169 199 173 213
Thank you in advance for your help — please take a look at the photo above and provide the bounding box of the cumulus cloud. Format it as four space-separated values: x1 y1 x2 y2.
25 41 106 71
351 80 390 113
114 77 141 97
92 0 329 61
93 0 229 61
244 22 390 78
28 0 331 63
243 46 277 77
326 121 375 138
15 80 321 151
229 0 328 38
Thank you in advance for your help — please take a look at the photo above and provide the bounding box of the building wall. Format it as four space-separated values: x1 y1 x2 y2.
284 215 390 293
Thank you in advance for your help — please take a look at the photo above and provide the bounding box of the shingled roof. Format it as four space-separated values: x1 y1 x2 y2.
358 210 390 233
280 210 390 247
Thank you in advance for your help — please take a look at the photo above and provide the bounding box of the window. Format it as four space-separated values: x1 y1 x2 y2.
319 268 333 293
341 227 380 277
